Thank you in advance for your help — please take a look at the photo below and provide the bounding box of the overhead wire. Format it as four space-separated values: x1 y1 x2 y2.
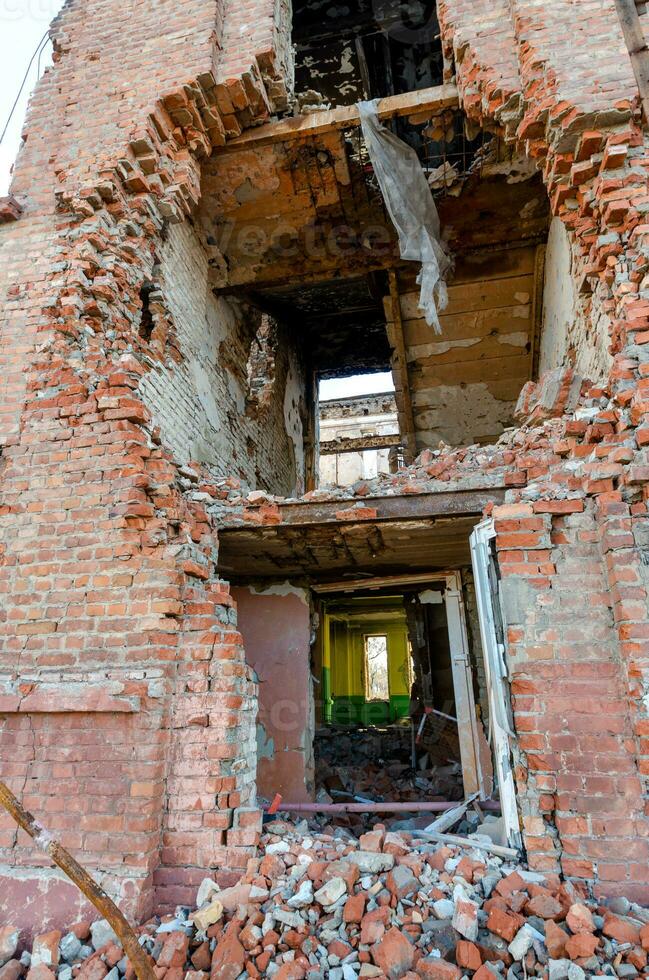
0 29 51 146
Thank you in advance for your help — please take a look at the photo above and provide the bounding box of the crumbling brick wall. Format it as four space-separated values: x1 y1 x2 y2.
0 0 287 935
437 0 649 899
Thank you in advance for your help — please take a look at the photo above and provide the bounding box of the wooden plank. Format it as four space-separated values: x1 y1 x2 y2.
397 245 537 289
221 84 459 151
399 275 534 319
614 0 649 124
387 270 417 463
400 307 533 347
411 353 531 386
406 336 531 370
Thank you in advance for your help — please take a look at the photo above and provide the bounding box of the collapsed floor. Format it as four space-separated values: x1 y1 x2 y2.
5 819 649 980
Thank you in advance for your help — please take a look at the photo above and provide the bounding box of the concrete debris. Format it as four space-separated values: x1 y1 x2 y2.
4 820 649 980
314 727 464 833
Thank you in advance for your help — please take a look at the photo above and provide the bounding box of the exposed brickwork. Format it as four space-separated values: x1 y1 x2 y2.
1 0 649 935
0 0 286 933
436 0 649 898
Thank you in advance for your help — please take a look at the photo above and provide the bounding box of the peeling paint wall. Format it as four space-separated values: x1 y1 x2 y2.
539 218 612 383
233 585 314 803
138 221 307 495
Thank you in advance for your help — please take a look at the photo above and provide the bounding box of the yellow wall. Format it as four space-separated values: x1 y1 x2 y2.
326 612 411 723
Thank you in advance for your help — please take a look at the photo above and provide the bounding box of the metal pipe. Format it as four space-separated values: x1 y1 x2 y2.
264 799 500 814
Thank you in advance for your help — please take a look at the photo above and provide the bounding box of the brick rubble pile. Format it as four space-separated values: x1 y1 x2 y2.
3 818 649 980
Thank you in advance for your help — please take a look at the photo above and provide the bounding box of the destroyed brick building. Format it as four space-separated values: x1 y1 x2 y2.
1 0 649 944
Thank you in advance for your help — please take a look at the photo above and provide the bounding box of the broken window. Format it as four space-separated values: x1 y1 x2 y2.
364 634 389 700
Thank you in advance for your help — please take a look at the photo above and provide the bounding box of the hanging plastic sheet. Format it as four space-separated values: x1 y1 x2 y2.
357 99 451 333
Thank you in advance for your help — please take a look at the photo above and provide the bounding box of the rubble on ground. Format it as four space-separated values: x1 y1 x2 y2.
314 726 464 833
4 816 649 980
201 369 621 522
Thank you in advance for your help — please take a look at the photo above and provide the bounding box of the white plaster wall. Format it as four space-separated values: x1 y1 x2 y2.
539 218 611 382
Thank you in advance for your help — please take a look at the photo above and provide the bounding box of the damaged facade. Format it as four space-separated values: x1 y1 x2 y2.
1 0 649 942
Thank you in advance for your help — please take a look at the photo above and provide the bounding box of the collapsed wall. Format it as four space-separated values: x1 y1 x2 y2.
0 0 295 932
436 0 649 898
0 0 649 937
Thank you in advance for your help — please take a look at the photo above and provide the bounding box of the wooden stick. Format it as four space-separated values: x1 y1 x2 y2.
412 827 519 859
614 0 649 124
0 781 156 980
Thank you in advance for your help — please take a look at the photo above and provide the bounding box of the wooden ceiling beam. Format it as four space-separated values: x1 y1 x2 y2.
220 84 459 152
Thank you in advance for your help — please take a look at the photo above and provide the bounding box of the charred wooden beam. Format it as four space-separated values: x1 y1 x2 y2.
319 433 402 454
221 84 458 152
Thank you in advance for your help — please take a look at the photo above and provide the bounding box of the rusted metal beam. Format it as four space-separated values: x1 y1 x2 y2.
263 799 500 814
319 434 402 455
614 0 649 123
221 84 459 152
0 781 156 980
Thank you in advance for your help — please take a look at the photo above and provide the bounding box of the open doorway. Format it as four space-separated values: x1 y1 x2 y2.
311 572 494 836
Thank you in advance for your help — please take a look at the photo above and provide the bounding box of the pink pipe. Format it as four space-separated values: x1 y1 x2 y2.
264 800 500 814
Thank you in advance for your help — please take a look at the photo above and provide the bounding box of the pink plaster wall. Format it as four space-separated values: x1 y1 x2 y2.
233 587 313 803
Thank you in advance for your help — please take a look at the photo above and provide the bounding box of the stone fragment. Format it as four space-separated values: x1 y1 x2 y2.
487 907 522 943
314 877 347 907
453 898 479 941
344 851 394 873
26 968 55 980
432 899 455 920
76 961 107 980
386 864 418 900
157 933 189 970
287 879 313 909
196 878 219 908
58 936 81 965
566 904 595 935
0 932 20 970
526 894 563 920
564 932 598 960
210 922 245 980
0 963 23 980
31 935 61 970
416 959 462 980
602 914 641 945
192 900 224 932
90 922 118 952
508 925 535 961
371 927 414 979
456 940 482 971
343 893 366 924
545 920 569 959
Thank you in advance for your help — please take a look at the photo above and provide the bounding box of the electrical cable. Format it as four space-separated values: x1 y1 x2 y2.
0 29 51 146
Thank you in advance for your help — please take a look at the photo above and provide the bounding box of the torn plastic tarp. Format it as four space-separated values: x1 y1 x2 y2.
357 99 451 333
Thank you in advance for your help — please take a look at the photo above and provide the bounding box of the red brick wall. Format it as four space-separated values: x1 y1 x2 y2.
438 0 649 899
0 0 281 934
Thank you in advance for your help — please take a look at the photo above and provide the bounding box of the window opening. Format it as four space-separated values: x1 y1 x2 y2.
364 634 389 700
